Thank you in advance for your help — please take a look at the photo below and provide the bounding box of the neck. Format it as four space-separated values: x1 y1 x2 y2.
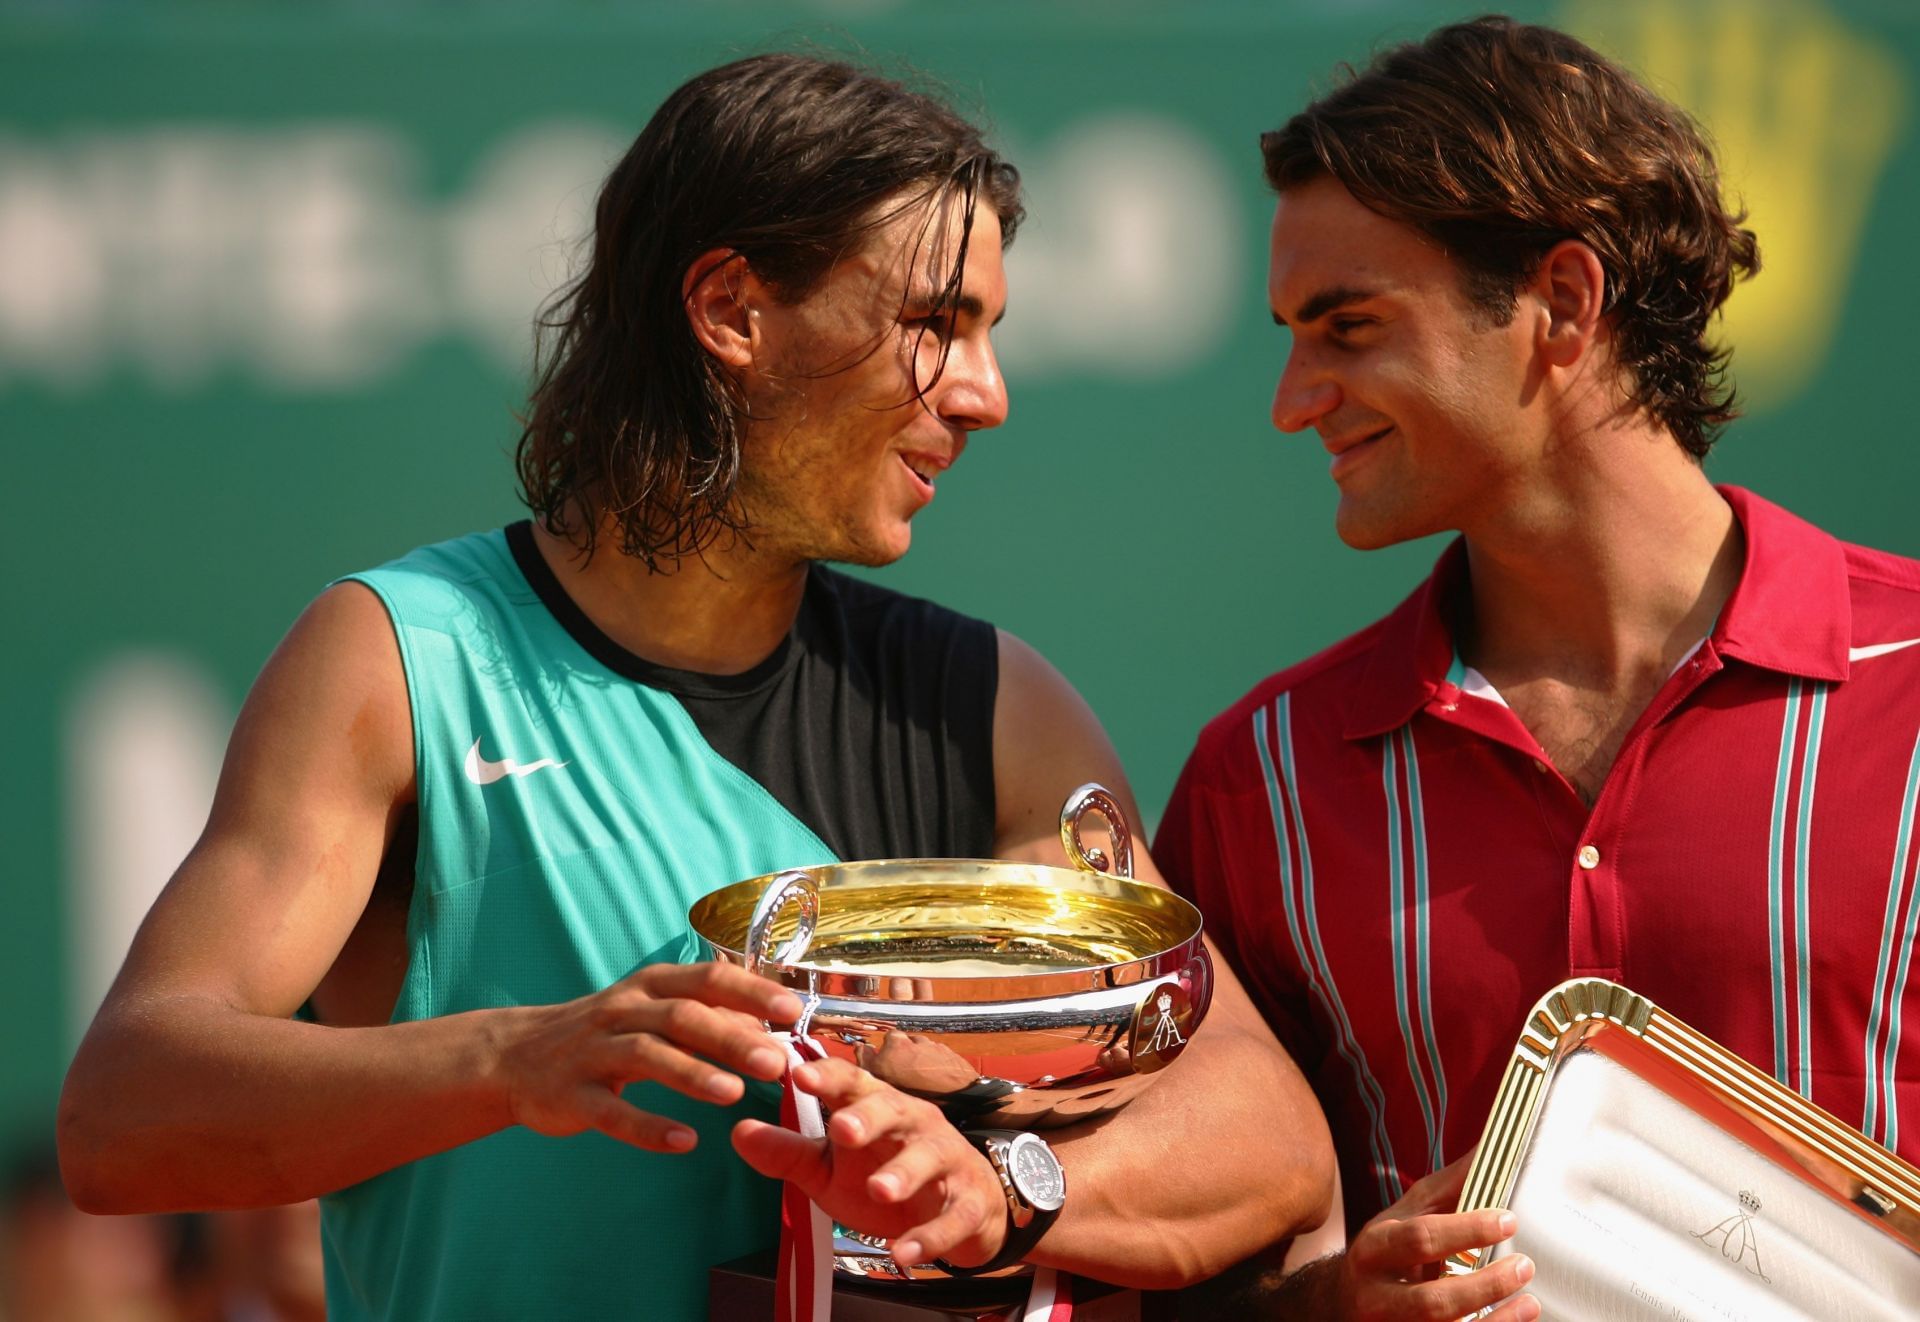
1457 421 1743 688
530 516 810 675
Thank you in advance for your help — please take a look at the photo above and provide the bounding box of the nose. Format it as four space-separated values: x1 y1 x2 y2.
935 332 1009 432
1271 347 1340 434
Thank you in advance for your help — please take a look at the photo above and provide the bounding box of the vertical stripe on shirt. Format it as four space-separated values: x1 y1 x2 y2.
1793 684 1829 1099
1254 696 1403 1206
1768 679 1805 1088
1382 734 1439 1173
1402 726 1449 1169
1383 727 1449 1174
1865 726 1920 1148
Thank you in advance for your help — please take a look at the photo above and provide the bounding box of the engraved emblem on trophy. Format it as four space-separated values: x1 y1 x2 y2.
1147 991 1185 1053
1692 1189 1771 1283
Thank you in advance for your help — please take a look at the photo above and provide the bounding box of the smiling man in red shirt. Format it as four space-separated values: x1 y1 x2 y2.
1156 17 1920 1321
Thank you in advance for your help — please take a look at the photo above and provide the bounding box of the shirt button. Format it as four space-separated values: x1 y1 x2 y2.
1533 759 1549 774
1577 844 1601 870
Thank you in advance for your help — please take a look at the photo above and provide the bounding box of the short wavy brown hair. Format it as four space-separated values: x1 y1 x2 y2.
516 54 1023 567
1262 15 1759 458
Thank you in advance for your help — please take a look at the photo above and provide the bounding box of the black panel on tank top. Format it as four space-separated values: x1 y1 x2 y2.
506 522 997 861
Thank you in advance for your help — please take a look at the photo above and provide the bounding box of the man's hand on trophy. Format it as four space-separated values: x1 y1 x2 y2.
495 961 802 1151
731 1057 1009 1270
1341 1154 1538 1321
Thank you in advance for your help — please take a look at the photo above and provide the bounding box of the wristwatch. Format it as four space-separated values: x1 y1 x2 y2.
937 1129 1067 1276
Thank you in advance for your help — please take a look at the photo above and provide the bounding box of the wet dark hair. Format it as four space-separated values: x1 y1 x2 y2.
515 53 1024 567
1262 15 1760 458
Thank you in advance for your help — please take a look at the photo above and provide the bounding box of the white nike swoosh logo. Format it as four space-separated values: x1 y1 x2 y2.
1850 638 1920 662
464 738 568 786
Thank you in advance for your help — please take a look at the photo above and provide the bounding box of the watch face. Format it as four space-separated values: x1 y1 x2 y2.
1007 1134 1066 1212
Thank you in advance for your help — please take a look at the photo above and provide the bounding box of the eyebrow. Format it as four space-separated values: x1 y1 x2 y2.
1272 284 1381 328
908 288 1007 327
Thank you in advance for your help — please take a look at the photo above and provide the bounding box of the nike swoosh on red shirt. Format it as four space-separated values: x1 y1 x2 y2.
1850 638 1920 662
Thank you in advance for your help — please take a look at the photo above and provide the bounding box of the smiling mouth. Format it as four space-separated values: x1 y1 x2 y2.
899 453 942 490
1327 425 1393 478
1331 425 1392 456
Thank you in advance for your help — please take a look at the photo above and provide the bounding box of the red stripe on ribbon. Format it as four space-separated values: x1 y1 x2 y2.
1021 1266 1077 1321
774 1032 830 1322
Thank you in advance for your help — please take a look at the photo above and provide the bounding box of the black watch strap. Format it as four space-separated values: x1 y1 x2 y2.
936 1130 1063 1277
938 1207 1056 1277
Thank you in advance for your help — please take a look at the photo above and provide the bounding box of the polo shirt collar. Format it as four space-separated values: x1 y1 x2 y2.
1340 484 1852 742
1713 485 1852 683
1343 538 1464 740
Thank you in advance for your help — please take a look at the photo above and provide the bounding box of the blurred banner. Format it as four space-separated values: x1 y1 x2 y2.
1 0 1914 1136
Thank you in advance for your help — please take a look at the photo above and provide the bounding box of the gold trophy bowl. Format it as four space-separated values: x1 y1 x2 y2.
690 785 1212 1282
687 785 1214 1134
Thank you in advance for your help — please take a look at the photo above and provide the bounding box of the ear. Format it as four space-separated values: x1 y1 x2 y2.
682 248 759 372
1531 239 1607 370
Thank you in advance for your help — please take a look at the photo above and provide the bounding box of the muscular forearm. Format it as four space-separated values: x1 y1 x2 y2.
1030 1022 1336 1289
59 993 510 1213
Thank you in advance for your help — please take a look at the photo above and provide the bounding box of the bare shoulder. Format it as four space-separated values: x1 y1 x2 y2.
230 581 415 794
991 629 1158 880
103 581 416 1015
208 581 416 833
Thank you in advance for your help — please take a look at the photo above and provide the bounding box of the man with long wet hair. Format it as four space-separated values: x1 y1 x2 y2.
58 54 1331 1320
1159 16 1920 1320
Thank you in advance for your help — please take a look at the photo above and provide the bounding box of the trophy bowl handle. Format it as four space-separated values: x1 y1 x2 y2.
745 869 819 974
1059 783 1133 879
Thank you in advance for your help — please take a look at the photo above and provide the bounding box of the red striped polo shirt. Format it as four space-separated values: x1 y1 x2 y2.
1155 487 1920 1230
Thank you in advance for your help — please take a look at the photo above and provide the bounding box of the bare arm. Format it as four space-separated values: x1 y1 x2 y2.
58 584 800 1213
989 630 1336 1289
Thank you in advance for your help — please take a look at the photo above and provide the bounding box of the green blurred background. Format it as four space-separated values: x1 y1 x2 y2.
2 0 1915 1141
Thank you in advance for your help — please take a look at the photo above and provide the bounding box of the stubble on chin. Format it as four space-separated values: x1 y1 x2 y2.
1333 498 1390 551
731 470 908 570
1332 490 1430 552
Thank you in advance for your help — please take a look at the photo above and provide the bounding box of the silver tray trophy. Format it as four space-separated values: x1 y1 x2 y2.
1449 978 1920 1320
688 784 1213 1282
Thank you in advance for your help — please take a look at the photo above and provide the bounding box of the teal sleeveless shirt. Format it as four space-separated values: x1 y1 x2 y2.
321 530 837 1321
